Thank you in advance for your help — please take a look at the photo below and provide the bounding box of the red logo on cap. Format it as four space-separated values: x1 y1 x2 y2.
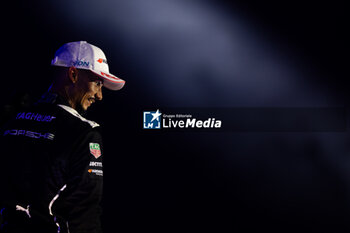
97 58 107 64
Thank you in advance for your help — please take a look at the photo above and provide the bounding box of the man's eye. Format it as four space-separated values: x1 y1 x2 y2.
96 81 103 87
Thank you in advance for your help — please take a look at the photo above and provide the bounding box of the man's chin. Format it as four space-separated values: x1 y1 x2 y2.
76 104 88 116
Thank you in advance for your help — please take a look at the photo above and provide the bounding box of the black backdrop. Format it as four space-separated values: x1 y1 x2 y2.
1 0 348 232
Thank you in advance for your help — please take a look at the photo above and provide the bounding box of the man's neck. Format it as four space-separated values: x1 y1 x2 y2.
38 91 87 116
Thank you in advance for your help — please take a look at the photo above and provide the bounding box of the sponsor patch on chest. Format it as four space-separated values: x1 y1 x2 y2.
89 143 101 159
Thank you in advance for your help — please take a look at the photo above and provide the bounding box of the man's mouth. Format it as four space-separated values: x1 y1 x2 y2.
88 97 95 105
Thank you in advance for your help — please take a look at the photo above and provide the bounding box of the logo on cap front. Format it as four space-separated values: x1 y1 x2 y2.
73 60 90 67
97 58 107 64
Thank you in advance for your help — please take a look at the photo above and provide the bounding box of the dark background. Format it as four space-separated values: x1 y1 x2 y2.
1 0 348 232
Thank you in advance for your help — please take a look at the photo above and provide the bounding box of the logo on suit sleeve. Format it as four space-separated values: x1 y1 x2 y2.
89 143 101 159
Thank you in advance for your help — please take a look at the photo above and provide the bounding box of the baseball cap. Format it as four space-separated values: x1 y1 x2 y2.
51 41 125 91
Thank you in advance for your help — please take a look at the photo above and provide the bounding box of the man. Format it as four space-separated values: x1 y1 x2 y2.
0 41 125 233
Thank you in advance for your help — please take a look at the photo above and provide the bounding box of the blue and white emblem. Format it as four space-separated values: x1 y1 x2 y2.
143 110 162 129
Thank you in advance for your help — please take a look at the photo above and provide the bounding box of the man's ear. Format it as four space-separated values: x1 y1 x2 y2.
68 66 78 84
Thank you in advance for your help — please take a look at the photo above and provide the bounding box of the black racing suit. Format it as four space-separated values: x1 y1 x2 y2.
0 92 103 233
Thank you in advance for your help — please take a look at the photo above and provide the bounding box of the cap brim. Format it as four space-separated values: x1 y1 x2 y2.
90 70 125 91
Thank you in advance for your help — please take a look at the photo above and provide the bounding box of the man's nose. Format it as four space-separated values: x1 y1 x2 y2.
96 87 103 101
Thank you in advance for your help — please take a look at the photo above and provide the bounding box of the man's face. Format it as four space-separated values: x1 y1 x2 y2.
72 69 103 111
